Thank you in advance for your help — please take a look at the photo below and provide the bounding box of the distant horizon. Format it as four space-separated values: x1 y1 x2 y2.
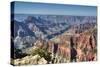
11 1 97 16
14 13 97 17
14 13 97 22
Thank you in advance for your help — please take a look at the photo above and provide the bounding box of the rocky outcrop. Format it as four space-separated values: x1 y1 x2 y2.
12 55 47 66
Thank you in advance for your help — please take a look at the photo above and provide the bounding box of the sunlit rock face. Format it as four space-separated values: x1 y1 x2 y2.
45 27 97 62
76 31 97 61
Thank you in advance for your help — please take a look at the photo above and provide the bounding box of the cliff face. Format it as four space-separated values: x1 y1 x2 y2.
76 30 97 61
46 28 97 62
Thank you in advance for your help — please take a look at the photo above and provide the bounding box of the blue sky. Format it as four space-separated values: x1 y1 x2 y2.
12 1 97 16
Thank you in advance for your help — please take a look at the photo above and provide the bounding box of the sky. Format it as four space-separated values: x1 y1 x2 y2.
11 1 97 16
